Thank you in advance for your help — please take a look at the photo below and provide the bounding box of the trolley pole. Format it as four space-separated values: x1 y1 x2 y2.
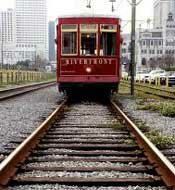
130 0 136 95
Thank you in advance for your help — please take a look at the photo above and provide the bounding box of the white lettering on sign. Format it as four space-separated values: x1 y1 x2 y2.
61 58 114 65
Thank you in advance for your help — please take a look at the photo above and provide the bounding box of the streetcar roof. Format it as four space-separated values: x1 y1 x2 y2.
58 13 120 19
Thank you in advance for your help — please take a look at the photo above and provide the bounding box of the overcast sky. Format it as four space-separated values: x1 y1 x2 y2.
0 0 153 32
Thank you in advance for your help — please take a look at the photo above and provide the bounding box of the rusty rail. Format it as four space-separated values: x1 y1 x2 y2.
111 100 175 188
0 99 67 186
0 81 56 101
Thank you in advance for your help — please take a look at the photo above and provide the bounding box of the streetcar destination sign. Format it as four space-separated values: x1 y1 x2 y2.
61 58 116 65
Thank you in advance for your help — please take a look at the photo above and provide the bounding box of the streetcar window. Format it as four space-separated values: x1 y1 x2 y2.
80 33 97 56
62 24 77 30
80 24 97 31
62 32 77 55
100 32 116 56
61 24 77 55
101 24 117 31
100 24 117 56
80 24 97 56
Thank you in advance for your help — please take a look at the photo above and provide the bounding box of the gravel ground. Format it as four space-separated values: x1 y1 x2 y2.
26 161 143 168
15 171 155 178
0 85 63 153
116 96 175 136
9 185 167 190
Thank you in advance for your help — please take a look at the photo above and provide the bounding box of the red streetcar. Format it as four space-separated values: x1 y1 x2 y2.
56 15 122 95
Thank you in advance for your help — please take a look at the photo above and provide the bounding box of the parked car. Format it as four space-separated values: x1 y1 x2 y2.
135 71 149 82
168 73 175 86
160 72 175 86
145 69 169 83
121 71 128 78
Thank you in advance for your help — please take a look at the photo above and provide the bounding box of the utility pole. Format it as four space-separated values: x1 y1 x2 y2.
128 0 143 95
1 15 4 70
130 0 136 95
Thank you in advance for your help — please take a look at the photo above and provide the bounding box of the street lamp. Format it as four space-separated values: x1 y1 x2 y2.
86 0 91 8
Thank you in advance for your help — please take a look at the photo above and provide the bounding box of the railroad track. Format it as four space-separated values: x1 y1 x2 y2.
121 80 175 99
0 81 56 101
0 98 175 189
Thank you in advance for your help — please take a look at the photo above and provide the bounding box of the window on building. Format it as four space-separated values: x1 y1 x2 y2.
80 24 97 56
122 48 126 53
142 41 146 46
150 41 153 46
61 24 77 55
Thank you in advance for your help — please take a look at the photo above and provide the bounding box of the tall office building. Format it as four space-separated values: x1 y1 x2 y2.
154 0 175 28
0 9 16 65
48 21 56 62
15 0 48 62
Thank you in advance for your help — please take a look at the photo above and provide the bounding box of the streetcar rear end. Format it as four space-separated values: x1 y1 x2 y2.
56 15 121 95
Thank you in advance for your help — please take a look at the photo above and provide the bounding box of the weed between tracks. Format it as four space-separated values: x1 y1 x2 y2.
136 100 175 117
135 120 175 149
145 130 175 149
110 121 125 130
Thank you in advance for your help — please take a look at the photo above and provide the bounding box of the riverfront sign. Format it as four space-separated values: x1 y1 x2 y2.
61 58 116 65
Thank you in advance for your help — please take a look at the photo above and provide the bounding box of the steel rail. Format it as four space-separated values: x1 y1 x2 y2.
0 81 56 101
110 100 175 188
0 99 67 186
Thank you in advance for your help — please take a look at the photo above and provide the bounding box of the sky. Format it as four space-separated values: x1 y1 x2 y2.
0 0 153 32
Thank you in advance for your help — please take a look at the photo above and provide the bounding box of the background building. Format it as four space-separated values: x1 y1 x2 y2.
0 9 16 65
154 0 175 28
48 21 56 62
136 13 175 71
121 34 131 72
154 0 170 28
15 0 48 66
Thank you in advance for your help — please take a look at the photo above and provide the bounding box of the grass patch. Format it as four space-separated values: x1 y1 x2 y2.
137 103 162 112
135 120 150 132
136 100 175 118
161 102 175 117
146 130 175 149
124 139 135 145
110 121 125 130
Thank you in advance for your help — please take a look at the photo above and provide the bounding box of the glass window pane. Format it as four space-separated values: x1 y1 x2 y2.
62 24 77 30
101 24 117 31
80 24 97 31
100 32 116 56
62 32 77 54
80 33 97 56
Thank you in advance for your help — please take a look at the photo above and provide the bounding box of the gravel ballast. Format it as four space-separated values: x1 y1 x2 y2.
0 85 63 153
9 185 167 190
116 96 175 136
